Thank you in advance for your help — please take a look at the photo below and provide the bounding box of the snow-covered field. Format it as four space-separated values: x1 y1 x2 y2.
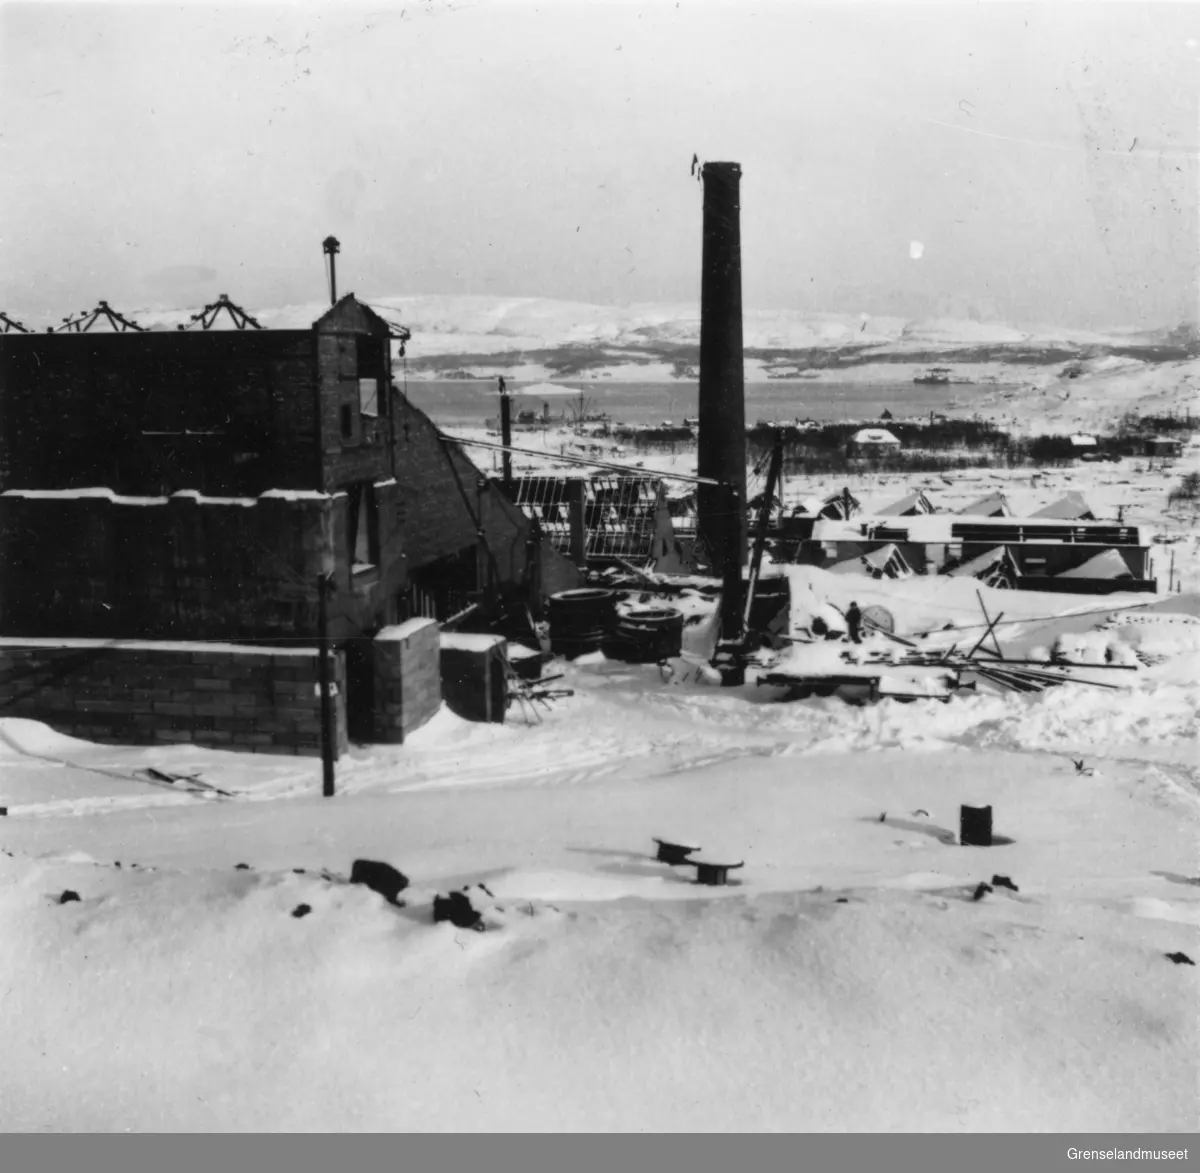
2 555 1198 1131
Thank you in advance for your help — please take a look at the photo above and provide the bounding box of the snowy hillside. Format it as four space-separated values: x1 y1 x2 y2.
124 295 1198 386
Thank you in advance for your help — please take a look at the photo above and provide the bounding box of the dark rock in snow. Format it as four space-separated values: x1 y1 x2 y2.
291 904 312 919
292 868 306 875
59 890 80 905
433 890 484 930
1165 952 1195 966
350 859 410 905
0 807 8 816
991 874 1019 892
234 863 251 870
971 882 993 902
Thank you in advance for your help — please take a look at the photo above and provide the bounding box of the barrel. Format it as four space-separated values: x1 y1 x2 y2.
548 588 618 659
603 606 685 663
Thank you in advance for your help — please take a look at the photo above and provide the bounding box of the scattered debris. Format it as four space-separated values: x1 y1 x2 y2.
991 875 1019 892
960 804 993 847
653 837 701 865
137 768 234 798
234 863 251 871
291 904 312 919
292 868 306 875
912 809 929 817
690 859 744 886
58 890 80 905
350 859 409 906
1073 760 1096 777
0 807 7 817
879 812 887 823
1165 952 1195 966
433 890 484 931
835 897 849 904
971 882 993 902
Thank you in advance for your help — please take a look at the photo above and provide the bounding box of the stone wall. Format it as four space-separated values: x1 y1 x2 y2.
0 639 348 757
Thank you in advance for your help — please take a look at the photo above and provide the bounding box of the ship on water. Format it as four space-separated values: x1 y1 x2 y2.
913 366 952 385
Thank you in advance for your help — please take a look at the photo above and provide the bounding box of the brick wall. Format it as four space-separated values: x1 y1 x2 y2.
0 330 320 496
0 487 406 643
315 300 396 493
0 639 348 757
391 395 582 600
372 618 441 743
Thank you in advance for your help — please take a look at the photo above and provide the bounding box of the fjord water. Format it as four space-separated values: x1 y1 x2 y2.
402 379 990 429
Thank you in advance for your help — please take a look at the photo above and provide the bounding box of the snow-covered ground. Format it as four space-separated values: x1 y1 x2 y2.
2 558 1197 1131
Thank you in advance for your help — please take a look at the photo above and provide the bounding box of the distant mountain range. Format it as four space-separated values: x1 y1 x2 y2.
131 295 1200 383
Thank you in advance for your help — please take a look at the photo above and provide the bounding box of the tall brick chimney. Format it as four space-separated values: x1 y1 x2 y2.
696 162 747 633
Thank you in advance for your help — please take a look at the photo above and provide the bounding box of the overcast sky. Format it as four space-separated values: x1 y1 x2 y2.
2 1 1197 330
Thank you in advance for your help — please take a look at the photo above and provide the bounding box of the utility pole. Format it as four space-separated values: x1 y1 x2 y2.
316 500 337 797
499 376 513 495
322 236 340 305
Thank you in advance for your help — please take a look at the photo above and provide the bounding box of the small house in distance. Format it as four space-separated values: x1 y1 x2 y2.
1145 436 1184 459
848 428 901 457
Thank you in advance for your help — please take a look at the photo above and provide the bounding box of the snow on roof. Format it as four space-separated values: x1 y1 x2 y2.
376 618 439 642
1031 492 1095 521
875 490 935 517
1 487 169 505
850 428 901 445
440 632 506 652
1069 434 1098 446
958 492 1012 517
946 546 1007 578
1056 549 1134 580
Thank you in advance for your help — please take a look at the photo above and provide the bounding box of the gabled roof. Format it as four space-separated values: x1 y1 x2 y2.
946 546 1007 578
958 492 1011 518
875 489 935 517
827 542 911 578
1032 491 1095 521
817 489 861 520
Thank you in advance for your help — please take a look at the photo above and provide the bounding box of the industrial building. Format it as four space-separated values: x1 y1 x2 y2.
0 295 581 755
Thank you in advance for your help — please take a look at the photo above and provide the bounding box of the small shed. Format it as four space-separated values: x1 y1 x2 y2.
1145 436 1184 458
1069 433 1098 451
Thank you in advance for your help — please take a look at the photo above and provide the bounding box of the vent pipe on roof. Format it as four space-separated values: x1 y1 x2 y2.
322 236 340 305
